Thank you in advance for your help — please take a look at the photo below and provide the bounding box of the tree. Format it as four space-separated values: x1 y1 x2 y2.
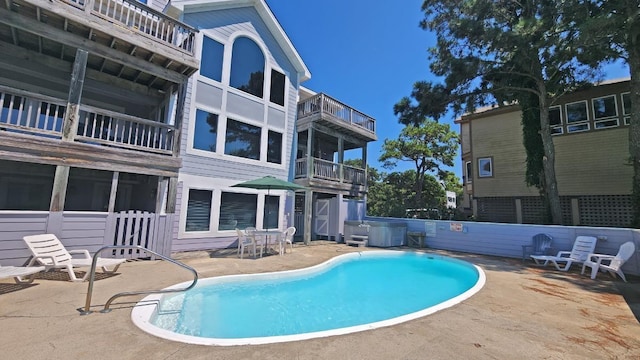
379 119 458 206
575 0 640 226
367 170 445 217
403 0 606 224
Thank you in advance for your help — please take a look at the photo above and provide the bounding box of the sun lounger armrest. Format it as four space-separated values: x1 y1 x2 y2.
586 253 615 265
555 251 571 258
68 249 92 259
31 255 57 266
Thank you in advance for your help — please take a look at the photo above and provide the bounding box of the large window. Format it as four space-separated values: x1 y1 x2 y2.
269 70 286 106
592 95 618 129
219 192 257 230
201 36 224 82
224 118 261 160
230 37 264 98
267 130 283 164
193 109 218 153
565 100 589 133
185 189 212 232
263 195 280 229
549 106 563 135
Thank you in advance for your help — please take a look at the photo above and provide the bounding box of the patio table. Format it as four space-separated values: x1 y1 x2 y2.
252 229 284 255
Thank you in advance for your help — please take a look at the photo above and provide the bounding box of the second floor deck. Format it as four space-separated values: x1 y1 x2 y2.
1 0 199 91
297 93 377 142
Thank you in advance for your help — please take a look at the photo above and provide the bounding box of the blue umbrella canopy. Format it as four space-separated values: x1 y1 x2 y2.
231 176 307 192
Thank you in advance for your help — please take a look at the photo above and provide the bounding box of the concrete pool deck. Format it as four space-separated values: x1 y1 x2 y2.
1 243 639 360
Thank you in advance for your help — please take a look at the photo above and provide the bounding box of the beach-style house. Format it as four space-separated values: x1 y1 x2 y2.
0 0 198 265
167 0 311 251
457 79 633 227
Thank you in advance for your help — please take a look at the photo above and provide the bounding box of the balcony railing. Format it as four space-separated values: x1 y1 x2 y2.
0 86 174 155
297 94 376 134
295 158 366 186
60 0 197 54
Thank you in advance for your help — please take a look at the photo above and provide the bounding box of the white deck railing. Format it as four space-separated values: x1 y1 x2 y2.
297 93 376 133
295 158 366 185
0 85 174 155
60 0 197 54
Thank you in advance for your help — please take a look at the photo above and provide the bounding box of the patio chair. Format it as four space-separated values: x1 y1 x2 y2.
581 241 635 282
522 233 553 262
243 227 265 259
0 263 45 284
279 227 296 255
23 234 126 282
236 228 262 259
530 235 597 271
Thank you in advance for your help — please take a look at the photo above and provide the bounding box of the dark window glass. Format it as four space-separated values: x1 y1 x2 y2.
622 93 631 115
566 101 588 123
263 195 280 229
267 130 282 164
65 168 113 211
465 161 472 184
225 119 261 160
549 106 561 126
220 192 257 230
186 189 212 232
201 36 224 82
270 70 286 106
592 96 617 119
230 37 264 98
193 109 218 152
0 160 54 210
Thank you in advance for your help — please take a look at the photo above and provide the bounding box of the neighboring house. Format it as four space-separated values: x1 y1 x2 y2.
0 0 199 265
294 87 377 243
167 0 311 251
456 79 633 227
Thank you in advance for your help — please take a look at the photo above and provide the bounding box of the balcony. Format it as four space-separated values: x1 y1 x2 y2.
1 85 175 154
0 0 199 91
295 158 366 186
297 94 377 142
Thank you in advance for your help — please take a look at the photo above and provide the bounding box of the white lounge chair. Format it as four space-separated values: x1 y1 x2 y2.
581 241 635 282
530 236 597 271
0 263 45 284
279 227 296 255
23 234 126 282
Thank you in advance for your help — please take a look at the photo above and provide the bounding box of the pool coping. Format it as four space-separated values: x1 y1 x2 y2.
131 250 486 346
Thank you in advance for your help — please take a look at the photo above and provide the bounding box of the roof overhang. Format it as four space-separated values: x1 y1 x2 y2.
169 0 311 82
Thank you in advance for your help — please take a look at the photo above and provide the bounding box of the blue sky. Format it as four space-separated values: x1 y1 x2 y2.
266 0 630 180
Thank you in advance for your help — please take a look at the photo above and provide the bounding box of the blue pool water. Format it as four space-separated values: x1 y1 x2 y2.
132 251 485 345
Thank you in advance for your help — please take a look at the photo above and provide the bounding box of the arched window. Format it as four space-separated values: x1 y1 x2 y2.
230 37 264 98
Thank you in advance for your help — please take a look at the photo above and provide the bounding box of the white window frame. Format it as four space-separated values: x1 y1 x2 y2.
591 94 619 130
465 161 472 184
565 100 589 133
622 92 631 125
549 105 563 135
477 157 493 178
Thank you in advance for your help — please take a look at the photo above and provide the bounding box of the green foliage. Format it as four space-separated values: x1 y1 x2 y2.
366 170 447 217
378 119 458 206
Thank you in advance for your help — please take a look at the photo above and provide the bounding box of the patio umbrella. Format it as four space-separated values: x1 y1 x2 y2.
231 176 307 193
231 176 307 229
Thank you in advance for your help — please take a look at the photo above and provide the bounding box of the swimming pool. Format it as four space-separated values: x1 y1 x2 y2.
132 250 485 346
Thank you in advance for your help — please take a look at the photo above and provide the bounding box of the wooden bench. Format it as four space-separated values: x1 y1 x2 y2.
345 234 369 247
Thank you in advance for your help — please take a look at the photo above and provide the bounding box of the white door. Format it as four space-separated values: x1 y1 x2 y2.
314 199 330 236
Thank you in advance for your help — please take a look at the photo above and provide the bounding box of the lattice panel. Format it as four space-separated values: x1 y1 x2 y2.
579 195 633 227
476 197 517 223
521 196 546 224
